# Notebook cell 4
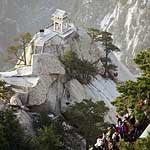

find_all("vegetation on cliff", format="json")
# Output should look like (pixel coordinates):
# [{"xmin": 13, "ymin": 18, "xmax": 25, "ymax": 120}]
[
  {"xmin": 61, "ymin": 50, "xmax": 98, "ymax": 84},
  {"xmin": 111, "ymin": 48, "xmax": 150, "ymax": 149},
  {"xmin": 8, "ymin": 32, "xmax": 32, "ymax": 65},
  {"xmin": 0, "ymin": 110, "xmax": 63, "ymax": 150},
  {"xmin": 118, "ymin": 136, "xmax": 150, "ymax": 150},
  {"xmin": 0, "ymin": 80, "xmax": 14, "ymax": 101},
  {"xmin": 112, "ymin": 48, "xmax": 150, "ymax": 121},
  {"xmin": 63, "ymin": 99, "xmax": 109, "ymax": 149},
  {"xmin": 0, "ymin": 110, "xmax": 32, "ymax": 150},
  {"xmin": 87, "ymin": 28, "xmax": 120, "ymax": 78}
]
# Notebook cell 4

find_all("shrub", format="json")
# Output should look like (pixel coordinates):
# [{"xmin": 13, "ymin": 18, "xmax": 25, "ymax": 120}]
[
  {"xmin": 117, "ymin": 136, "xmax": 150, "ymax": 150},
  {"xmin": 61, "ymin": 51, "xmax": 98, "ymax": 84},
  {"xmin": 0, "ymin": 80, "xmax": 14, "ymax": 101},
  {"xmin": 0, "ymin": 110, "xmax": 32, "ymax": 150},
  {"xmin": 32, "ymin": 113, "xmax": 63, "ymax": 150}
]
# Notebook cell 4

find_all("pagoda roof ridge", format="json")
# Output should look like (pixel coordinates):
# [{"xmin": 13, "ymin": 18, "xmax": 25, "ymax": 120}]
[{"xmin": 52, "ymin": 9, "xmax": 68, "ymax": 18}]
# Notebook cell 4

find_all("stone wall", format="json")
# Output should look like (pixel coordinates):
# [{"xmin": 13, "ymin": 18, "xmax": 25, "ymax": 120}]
[{"xmin": 32, "ymin": 53, "xmax": 65, "ymax": 75}]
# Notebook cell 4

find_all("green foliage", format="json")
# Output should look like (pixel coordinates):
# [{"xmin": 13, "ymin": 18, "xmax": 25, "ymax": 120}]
[
  {"xmin": 0, "ymin": 80, "xmax": 14, "ymax": 101},
  {"xmin": 62, "ymin": 51, "xmax": 98, "ymax": 84},
  {"xmin": 0, "ymin": 110, "xmax": 32, "ymax": 150},
  {"xmin": 32, "ymin": 113, "xmax": 63, "ymax": 150},
  {"xmin": 8, "ymin": 32, "xmax": 32, "ymax": 65},
  {"xmin": 32, "ymin": 113, "xmax": 52, "ymax": 132},
  {"xmin": 134, "ymin": 48, "xmax": 150, "ymax": 75},
  {"xmin": 0, "ymin": 110, "xmax": 63, "ymax": 150},
  {"xmin": 117, "ymin": 136, "xmax": 150, "ymax": 150},
  {"xmin": 112, "ymin": 48, "xmax": 150, "ymax": 121},
  {"xmin": 36, "ymin": 126, "xmax": 63, "ymax": 150},
  {"xmin": 63, "ymin": 99, "xmax": 109, "ymax": 149},
  {"xmin": 87, "ymin": 28, "xmax": 101, "ymax": 44},
  {"xmin": 87, "ymin": 28, "xmax": 120, "ymax": 78}
]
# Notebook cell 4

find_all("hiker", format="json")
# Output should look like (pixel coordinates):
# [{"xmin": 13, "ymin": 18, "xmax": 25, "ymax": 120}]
[
  {"xmin": 134, "ymin": 121, "xmax": 141, "ymax": 138},
  {"xmin": 102, "ymin": 133, "xmax": 109, "ymax": 150},
  {"xmin": 112, "ymin": 132, "xmax": 121, "ymax": 149},
  {"xmin": 129, "ymin": 116, "xmax": 136, "ymax": 125},
  {"xmin": 118, "ymin": 122, "xmax": 124, "ymax": 138},
  {"xmin": 106, "ymin": 126, "xmax": 115, "ymax": 141},
  {"xmin": 122, "ymin": 122, "xmax": 129, "ymax": 141},
  {"xmin": 115, "ymin": 114, "xmax": 122, "ymax": 125},
  {"xmin": 95, "ymin": 136, "xmax": 104, "ymax": 150}
]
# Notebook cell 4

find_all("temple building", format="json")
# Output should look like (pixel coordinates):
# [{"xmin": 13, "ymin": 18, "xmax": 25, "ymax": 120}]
[
  {"xmin": 32, "ymin": 9, "xmax": 76, "ymax": 54},
  {"xmin": 16, "ymin": 9, "xmax": 77, "ymax": 67},
  {"xmin": 51, "ymin": 9, "xmax": 69, "ymax": 33}
]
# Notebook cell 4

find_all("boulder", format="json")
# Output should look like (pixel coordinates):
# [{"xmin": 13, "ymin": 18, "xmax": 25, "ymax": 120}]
[
  {"xmin": 69, "ymin": 79, "xmax": 88, "ymax": 103},
  {"xmin": 64, "ymin": 130, "xmax": 86, "ymax": 150},
  {"xmin": 15, "ymin": 110, "xmax": 34, "ymax": 135},
  {"xmin": 28, "ymin": 75, "xmax": 54, "ymax": 106},
  {"xmin": 10, "ymin": 95, "xmax": 23, "ymax": 106},
  {"xmin": 0, "ymin": 101, "xmax": 8, "ymax": 111}
]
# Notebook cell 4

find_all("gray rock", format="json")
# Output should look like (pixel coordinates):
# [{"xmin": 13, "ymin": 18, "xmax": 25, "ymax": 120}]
[
  {"xmin": 28, "ymin": 75, "xmax": 55, "ymax": 106},
  {"xmin": 10, "ymin": 95, "xmax": 23, "ymax": 106},
  {"xmin": 15, "ymin": 110, "xmax": 34, "ymax": 135},
  {"xmin": 0, "ymin": 101, "xmax": 8, "ymax": 111},
  {"xmin": 32, "ymin": 53, "xmax": 65, "ymax": 75},
  {"xmin": 68, "ymin": 79, "xmax": 88, "ymax": 103}
]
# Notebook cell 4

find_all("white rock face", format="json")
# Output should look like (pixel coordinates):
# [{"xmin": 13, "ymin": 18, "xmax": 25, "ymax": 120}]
[
  {"xmin": 28, "ymin": 75, "xmax": 56, "ymax": 106},
  {"xmin": 1, "ymin": 76, "xmax": 39, "ymax": 88},
  {"xmin": 0, "ymin": 66, "xmax": 32, "ymax": 77},
  {"xmin": 69, "ymin": 79, "xmax": 88, "ymax": 103},
  {"xmin": 85, "ymin": 75, "xmax": 119, "ymax": 123},
  {"xmin": 99, "ymin": 0, "xmax": 150, "ymax": 73},
  {"xmin": 32, "ymin": 54, "xmax": 65, "ymax": 75},
  {"xmin": 46, "ymin": 76, "xmax": 64, "ymax": 113}
]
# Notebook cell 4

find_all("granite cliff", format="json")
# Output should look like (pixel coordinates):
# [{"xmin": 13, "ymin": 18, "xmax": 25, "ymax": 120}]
[{"xmin": 0, "ymin": 10, "xmax": 134, "ymax": 123}]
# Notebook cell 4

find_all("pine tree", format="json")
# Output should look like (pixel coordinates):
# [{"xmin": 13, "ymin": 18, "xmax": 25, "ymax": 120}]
[
  {"xmin": 0, "ymin": 110, "xmax": 32, "ymax": 150},
  {"xmin": 112, "ymin": 48, "xmax": 150, "ymax": 121},
  {"xmin": 87, "ymin": 29, "xmax": 120, "ymax": 78},
  {"xmin": 63, "ymin": 99, "xmax": 109, "ymax": 150},
  {"xmin": 61, "ymin": 51, "xmax": 98, "ymax": 84},
  {"xmin": 8, "ymin": 32, "xmax": 31, "ymax": 65}
]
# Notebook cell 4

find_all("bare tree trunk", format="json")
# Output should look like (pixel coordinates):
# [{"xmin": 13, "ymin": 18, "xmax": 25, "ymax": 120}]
[
  {"xmin": 23, "ymin": 43, "xmax": 27, "ymax": 65},
  {"xmin": 104, "ymin": 41, "xmax": 108, "ymax": 78}
]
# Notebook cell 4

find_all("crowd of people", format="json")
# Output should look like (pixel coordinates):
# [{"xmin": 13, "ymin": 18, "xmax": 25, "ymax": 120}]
[{"xmin": 92, "ymin": 113, "xmax": 143, "ymax": 150}]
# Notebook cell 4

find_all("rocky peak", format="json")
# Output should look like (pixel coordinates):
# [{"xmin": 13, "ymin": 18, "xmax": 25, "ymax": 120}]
[{"xmin": 0, "ymin": 10, "xmax": 135, "ymax": 123}]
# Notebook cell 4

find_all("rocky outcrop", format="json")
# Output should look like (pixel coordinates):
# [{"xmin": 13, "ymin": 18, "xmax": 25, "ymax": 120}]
[
  {"xmin": 10, "ymin": 94, "xmax": 23, "ymax": 106},
  {"xmin": 0, "ymin": 21, "xmax": 135, "ymax": 123},
  {"xmin": 64, "ymin": 131, "xmax": 86, "ymax": 150},
  {"xmin": 61, "ymin": 121, "xmax": 86, "ymax": 150},
  {"xmin": 0, "ymin": 101, "xmax": 8, "ymax": 111},
  {"xmin": 32, "ymin": 54, "xmax": 65, "ymax": 75},
  {"xmin": 101, "ymin": 0, "xmax": 150, "ymax": 73}
]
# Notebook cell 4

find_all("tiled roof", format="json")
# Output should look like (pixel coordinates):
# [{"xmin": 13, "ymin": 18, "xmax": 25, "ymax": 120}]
[{"xmin": 52, "ymin": 9, "xmax": 68, "ymax": 18}]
